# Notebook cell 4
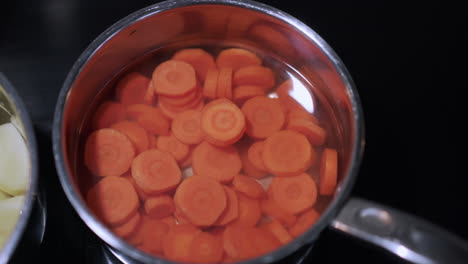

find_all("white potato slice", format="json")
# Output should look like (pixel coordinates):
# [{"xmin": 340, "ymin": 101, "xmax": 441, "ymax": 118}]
[
  {"xmin": 0, "ymin": 123, "xmax": 30, "ymax": 195},
  {"xmin": 0, "ymin": 195, "xmax": 25, "ymax": 249}
]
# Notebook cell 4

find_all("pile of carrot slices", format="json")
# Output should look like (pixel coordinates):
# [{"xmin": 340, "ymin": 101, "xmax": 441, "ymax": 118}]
[{"xmin": 84, "ymin": 47, "xmax": 338, "ymax": 263}]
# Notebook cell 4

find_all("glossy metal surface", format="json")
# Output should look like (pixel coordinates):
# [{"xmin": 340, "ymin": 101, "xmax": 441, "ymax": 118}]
[
  {"xmin": 0, "ymin": 73, "xmax": 40, "ymax": 263},
  {"xmin": 53, "ymin": 0, "xmax": 363, "ymax": 263}
]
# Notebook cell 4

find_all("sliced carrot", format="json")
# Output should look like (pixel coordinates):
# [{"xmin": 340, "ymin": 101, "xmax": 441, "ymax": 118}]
[
  {"xmin": 319, "ymin": 148, "xmax": 338, "ymax": 195},
  {"xmin": 115, "ymin": 72, "xmax": 151, "ymax": 105},
  {"xmin": 276, "ymin": 79, "xmax": 312, "ymax": 113},
  {"xmin": 144, "ymin": 195, "xmax": 175, "ymax": 219},
  {"xmin": 233, "ymin": 85, "xmax": 265, "ymax": 104},
  {"xmin": 201, "ymin": 99, "xmax": 246, "ymax": 146},
  {"xmin": 260, "ymin": 198, "xmax": 297, "ymax": 228},
  {"xmin": 249, "ymin": 227, "xmax": 281, "ymax": 255},
  {"xmin": 131, "ymin": 149, "xmax": 182, "ymax": 195},
  {"xmin": 152, "ymin": 60, "xmax": 197, "ymax": 97},
  {"xmin": 262, "ymin": 219, "xmax": 293, "ymax": 245},
  {"xmin": 148, "ymin": 134, "xmax": 157, "ymax": 149},
  {"xmin": 192, "ymin": 141, "xmax": 242, "ymax": 183},
  {"xmin": 241, "ymin": 96, "xmax": 285, "ymax": 139},
  {"xmin": 174, "ymin": 176, "xmax": 227, "ymax": 226},
  {"xmin": 216, "ymin": 48, "xmax": 262, "ymax": 71},
  {"xmin": 156, "ymin": 134, "xmax": 190, "ymax": 161},
  {"xmin": 288, "ymin": 118, "xmax": 327, "ymax": 146},
  {"xmin": 230, "ymin": 192, "xmax": 261, "ymax": 227},
  {"xmin": 239, "ymin": 144, "xmax": 268, "ymax": 179},
  {"xmin": 217, "ymin": 67, "xmax": 233, "ymax": 99},
  {"xmin": 270, "ymin": 173, "xmax": 317, "ymax": 215},
  {"xmin": 160, "ymin": 215, "xmax": 178, "ymax": 227},
  {"xmin": 111, "ymin": 121, "xmax": 149, "ymax": 153},
  {"xmin": 171, "ymin": 110, "xmax": 203, "ymax": 145},
  {"xmin": 232, "ymin": 174, "xmax": 265, "ymax": 199},
  {"xmin": 92, "ymin": 101, "xmax": 126, "ymax": 129},
  {"xmin": 159, "ymin": 92, "xmax": 205, "ymax": 120},
  {"xmin": 159, "ymin": 87, "xmax": 199, "ymax": 107},
  {"xmin": 215, "ymin": 186, "xmax": 239, "ymax": 226},
  {"xmin": 189, "ymin": 232, "xmax": 224, "ymax": 263},
  {"xmin": 203, "ymin": 68, "xmax": 219, "ymax": 99},
  {"xmin": 125, "ymin": 104, "xmax": 170, "ymax": 136},
  {"xmin": 86, "ymin": 176, "xmax": 139, "ymax": 226},
  {"xmin": 179, "ymin": 147, "xmax": 193, "ymax": 168},
  {"xmin": 174, "ymin": 206, "xmax": 191, "ymax": 225},
  {"xmin": 143, "ymin": 81, "xmax": 155, "ymax": 105},
  {"xmin": 247, "ymin": 141, "xmax": 267, "ymax": 171},
  {"xmin": 233, "ymin": 66, "xmax": 275, "ymax": 91},
  {"xmin": 163, "ymin": 224, "xmax": 201, "ymax": 262},
  {"xmin": 287, "ymin": 108, "xmax": 319, "ymax": 125},
  {"xmin": 85, "ymin": 128, "xmax": 136, "ymax": 177},
  {"xmin": 173, "ymin": 48, "xmax": 216, "ymax": 82},
  {"xmin": 222, "ymin": 225, "xmax": 256, "ymax": 260},
  {"xmin": 112, "ymin": 211, "xmax": 142, "ymax": 239},
  {"xmin": 289, "ymin": 209, "xmax": 320, "ymax": 238},
  {"xmin": 135, "ymin": 218, "xmax": 170, "ymax": 254},
  {"xmin": 262, "ymin": 130, "xmax": 314, "ymax": 176}
]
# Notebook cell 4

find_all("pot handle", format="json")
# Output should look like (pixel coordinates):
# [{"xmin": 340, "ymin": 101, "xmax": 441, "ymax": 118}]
[{"xmin": 330, "ymin": 197, "xmax": 468, "ymax": 264}]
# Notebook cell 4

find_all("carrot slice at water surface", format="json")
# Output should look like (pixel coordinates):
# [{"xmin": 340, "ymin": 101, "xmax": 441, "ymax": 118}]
[
  {"xmin": 241, "ymin": 96, "xmax": 285, "ymax": 139},
  {"xmin": 232, "ymin": 174, "xmax": 265, "ymax": 199},
  {"xmin": 163, "ymin": 224, "xmax": 201, "ymax": 262},
  {"xmin": 87, "ymin": 176, "xmax": 139, "ymax": 226},
  {"xmin": 270, "ymin": 173, "xmax": 317, "ymax": 215},
  {"xmin": 262, "ymin": 130, "xmax": 315, "ymax": 176},
  {"xmin": 172, "ymin": 48, "xmax": 216, "ymax": 82},
  {"xmin": 319, "ymin": 148, "xmax": 338, "ymax": 195},
  {"xmin": 233, "ymin": 66, "xmax": 275, "ymax": 91},
  {"xmin": 156, "ymin": 134, "xmax": 190, "ymax": 161},
  {"xmin": 289, "ymin": 209, "xmax": 320, "ymax": 238},
  {"xmin": 92, "ymin": 101, "xmax": 126, "ymax": 129},
  {"xmin": 216, "ymin": 48, "xmax": 262, "ymax": 71},
  {"xmin": 171, "ymin": 110, "xmax": 203, "ymax": 145},
  {"xmin": 215, "ymin": 186, "xmax": 239, "ymax": 226},
  {"xmin": 189, "ymin": 232, "xmax": 224, "ymax": 263},
  {"xmin": 144, "ymin": 195, "xmax": 175, "ymax": 219},
  {"xmin": 152, "ymin": 60, "xmax": 197, "ymax": 97},
  {"xmin": 230, "ymin": 192, "xmax": 261, "ymax": 227},
  {"xmin": 131, "ymin": 149, "xmax": 182, "ymax": 195},
  {"xmin": 111, "ymin": 121, "xmax": 149, "ymax": 153},
  {"xmin": 174, "ymin": 176, "xmax": 227, "ymax": 226},
  {"xmin": 201, "ymin": 99, "xmax": 246, "ymax": 146},
  {"xmin": 115, "ymin": 72, "xmax": 151, "ymax": 105},
  {"xmin": 84, "ymin": 128, "xmax": 135, "ymax": 177},
  {"xmin": 192, "ymin": 141, "xmax": 242, "ymax": 183}
]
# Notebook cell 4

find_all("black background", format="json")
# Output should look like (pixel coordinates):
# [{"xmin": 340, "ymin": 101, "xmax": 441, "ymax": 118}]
[{"xmin": 0, "ymin": 0, "xmax": 463, "ymax": 263}]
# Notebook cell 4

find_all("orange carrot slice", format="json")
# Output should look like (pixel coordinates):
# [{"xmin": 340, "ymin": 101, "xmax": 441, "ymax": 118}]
[
  {"xmin": 247, "ymin": 141, "xmax": 267, "ymax": 171},
  {"xmin": 232, "ymin": 174, "xmax": 265, "ymax": 199},
  {"xmin": 174, "ymin": 206, "xmax": 191, "ymax": 225},
  {"xmin": 233, "ymin": 66, "xmax": 275, "ymax": 91},
  {"xmin": 174, "ymin": 176, "xmax": 227, "ymax": 226},
  {"xmin": 163, "ymin": 224, "xmax": 202, "ymax": 262},
  {"xmin": 203, "ymin": 68, "xmax": 219, "ymax": 99},
  {"xmin": 131, "ymin": 149, "xmax": 182, "ymax": 195},
  {"xmin": 92, "ymin": 101, "xmax": 126, "ymax": 129},
  {"xmin": 84, "ymin": 128, "xmax": 135, "ymax": 177},
  {"xmin": 288, "ymin": 209, "xmax": 320, "ymax": 238},
  {"xmin": 230, "ymin": 192, "xmax": 261, "ymax": 227},
  {"xmin": 87, "ymin": 176, "xmax": 139, "ymax": 226},
  {"xmin": 262, "ymin": 219, "xmax": 293, "ymax": 245},
  {"xmin": 216, "ymin": 48, "xmax": 262, "ymax": 71},
  {"xmin": 319, "ymin": 148, "xmax": 338, "ymax": 195},
  {"xmin": 171, "ymin": 110, "xmax": 203, "ymax": 145},
  {"xmin": 270, "ymin": 173, "xmax": 317, "ymax": 215},
  {"xmin": 160, "ymin": 215, "xmax": 178, "ymax": 227},
  {"xmin": 223, "ymin": 225, "xmax": 256, "ymax": 260},
  {"xmin": 152, "ymin": 60, "xmax": 197, "ymax": 97},
  {"xmin": 143, "ymin": 81, "xmax": 155, "ymax": 105},
  {"xmin": 201, "ymin": 99, "xmax": 246, "ymax": 146},
  {"xmin": 262, "ymin": 130, "xmax": 314, "ymax": 176},
  {"xmin": 217, "ymin": 67, "xmax": 233, "ymax": 99},
  {"xmin": 111, "ymin": 121, "xmax": 149, "ymax": 153},
  {"xmin": 249, "ymin": 227, "xmax": 281, "ymax": 255},
  {"xmin": 156, "ymin": 134, "xmax": 190, "ymax": 161},
  {"xmin": 241, "ymin": 96, "xmax": 285, "ymax": 139},
  {"xmin": 288, "ymin": 118, "xmax": 327, "ymax": 146},
  {"xmin": 233, "ymin": 85, "xmax": 265, "ymax": 104},
  {"xmin": 189, "ymin": 232, "xmax": 224, "ymax": 263},
  {"xmin": 287, "ymin": 108, "xmax": 319, "ymax": 125},
  {"xmin": 215, "ymin": 186, "xmax": 239, "ymax": 226},
  {"xmin": 144, "ymin": 195, "xmax": 175, "ymax": 219},
  {"xmin": 159, "ymin": 87, "xmax": 199, "ymax": 107},
  {"xmin": 138, "ymin": 218, "xmax": 170, "ymax": 254},
  {"xmin": 148, "ymin": 134, "xmax": 157, "ymax": 149},
  {"xmin": 112, "ymin": 211, "xmax": 142, "ymax": 239},
  {"xmin": 179, "ymin": 147, "xmax": 193, "ymax": 168},
  {"xmin": 172, "ymin": 48, "xmax": 216, "ymax": 82},
  {"xmin": 192, "ymin": 141, "xmax": 242, "ymax": 183},
  {"xmin": 260, "ymin": 198, "xmax": 297, "ymax": 228},
  {"xmin": 115, "ymin": 72, "xmax": 151, "ymax": 105},
  {"xmin": 159, "ymin": 92, "xmax": 205, "ymax": 120},
  {"xmin": 239, "ymin": 143, "xmax": 268, "ymax": 179},
  {"xmin": 126, "ymin": 104, "xmax": 170, "ymax": 136}
]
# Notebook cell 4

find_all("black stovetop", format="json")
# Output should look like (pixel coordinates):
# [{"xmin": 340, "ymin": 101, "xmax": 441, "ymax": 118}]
[{"xmin": 0, "ymin": 0, "xmax": 463, "ymax": 263}]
